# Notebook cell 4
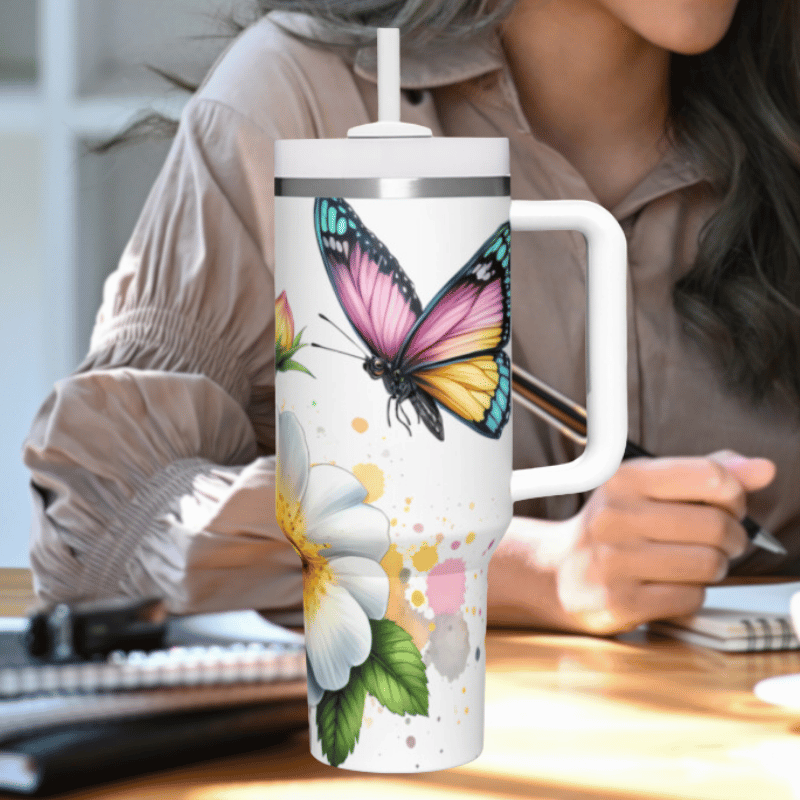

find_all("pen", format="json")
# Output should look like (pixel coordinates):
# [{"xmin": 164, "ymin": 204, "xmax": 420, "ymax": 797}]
[{"xmin": 510, "ymin": 362, "xmax": 787, "ymax": 556}]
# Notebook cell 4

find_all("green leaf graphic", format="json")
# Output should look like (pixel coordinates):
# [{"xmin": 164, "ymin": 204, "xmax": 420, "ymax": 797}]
[
  {"xmin": 292, "ymin": 328, "xmax": 307, "ymax": 348},
  {"xmin": 283, "ymin": 360, "xmax": 315, "ymax": 377},
  {"xmin": 359, "ymin": 619, "xmax": 429, "ymax": 717},
  {"xmin": 316, "ymin": 671, "xmax": 367, "ymax": 767},
  {"xmin": 277, "ymin": 341, "xmax": 307, "ymax": 362},
  {"xmin": 284, "ymin": 341, "xmax": 308, "ymax": 360}
]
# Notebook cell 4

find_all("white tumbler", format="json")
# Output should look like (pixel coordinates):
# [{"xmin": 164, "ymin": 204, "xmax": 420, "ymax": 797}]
[{"xmin": 273, "ymin": 29, "xmax": 627, "ymax": 772}]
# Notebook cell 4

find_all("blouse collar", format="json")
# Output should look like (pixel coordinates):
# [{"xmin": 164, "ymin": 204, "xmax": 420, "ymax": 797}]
[
  {"xmin": 268, "ymin": 10, "xmax": 505, "ymax": 89},
  {"xmin": 353, "ymin": 34, "xmax": 505, "ymax": 89}
]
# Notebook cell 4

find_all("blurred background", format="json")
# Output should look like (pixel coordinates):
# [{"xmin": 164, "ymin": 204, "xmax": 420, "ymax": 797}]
[{"xmin": 0, "ymin": 0, "xmax": 249, "ymax": 567}]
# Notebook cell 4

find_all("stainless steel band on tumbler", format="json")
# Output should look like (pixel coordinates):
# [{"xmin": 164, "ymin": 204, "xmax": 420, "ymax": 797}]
[{"xmin": 274, "ymin": 176, "xmax": 511, "ymax": 199}]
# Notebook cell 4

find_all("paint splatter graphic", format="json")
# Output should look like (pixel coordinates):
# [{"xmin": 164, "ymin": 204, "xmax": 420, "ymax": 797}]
[
  {"xmin": 427, "ymin": 558, "xmax": 466, "ymax": 615},
  {"xmin": 381, "ymin": 544, "xmax": 430, "ymax": 651},
  {"xmin": 352, "ymin": 417, "xmax": 369, "ymax": 433},
  {"xmin": 425, "ymin": 614, "xmax": 470, "ymax": 680},
  {"xmin": 351, "ymin": 463, "xmax": 385, "ymax": 502},
  {"xmin": 411, "ymin": 542, "xmax": 439, "ymax": 572}
]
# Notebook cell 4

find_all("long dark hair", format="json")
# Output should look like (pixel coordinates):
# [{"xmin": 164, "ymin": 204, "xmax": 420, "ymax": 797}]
[
  {"xmin": 104, "ymin": 0, "xmax": 800, "ymax": 408},
  {"xmin": 252, "ymin": 0, "xmax": 514, "ymax": 44},
  {"xmin": 670, "ymin": 0, "xmax": 800, "ymax": 408}
]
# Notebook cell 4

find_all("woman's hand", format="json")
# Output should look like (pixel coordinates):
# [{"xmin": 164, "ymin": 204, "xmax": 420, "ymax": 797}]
[
  {"xmin": 487, "ymin": 450, "xmax": 776, "ymax": 636},
  {"xmin": 550, "ymin": 450, "xmax": 776, "ymax": 634}
]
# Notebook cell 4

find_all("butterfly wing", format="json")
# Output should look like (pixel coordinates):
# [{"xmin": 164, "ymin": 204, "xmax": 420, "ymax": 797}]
[
  {"xmin": 412, "ymin": 353, "xmax": 511, "ymax": 439},
  {"xmin": 314, "ymin": 198, "xmax": 422, "ymax": 361},
  {"xmin": 400, "ymin": 223, "xmax": 513, "ymax": 439}
]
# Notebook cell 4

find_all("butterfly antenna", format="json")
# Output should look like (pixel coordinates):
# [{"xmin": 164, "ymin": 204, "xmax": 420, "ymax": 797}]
[
  {"xmin": 318, "ymin": 314, "xmax": 369, "ymax": 357},
  {"xmin": 311, "ymin": 343, "xmax": 363, "ymax": 361}
]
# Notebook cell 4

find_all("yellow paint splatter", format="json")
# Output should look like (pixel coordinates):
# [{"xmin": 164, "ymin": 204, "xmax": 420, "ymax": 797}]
[
  {"xmin": 429, "ymin": 622, "xmax": 436, "ymax": 632},
  {"xmin": 469, "ymin": 502, "xmax": 475, "ymax": 510},
  {"xmin": 405, "ymin": 497, "xmax": 412, "ymax": 505},
  {"xmin": 462, "ymin": 687, "xmax": 466, "ymax": 694},
  {"xmin": 411, "ymin": 590, "xmax": 425, "ymax": 607},
  {"xmin": 352, "ymin": 463, "xmax": 385, "ymax": 503},
  {"xmin": 364, "ymin": 717, "xmax": 373, "ymax": 728},
  {"xmin": 466, "ymin": 532, "xmax": 476, "ymax": 544},
  {"xmin": 382, "ymin": 541, "xmax": 431, "ymax": 652},
  {"xmin": 351, "ymin": 417, "xmax": 369, "ymax": 433},
  {"xmin": 404, "ymin": 507, "xmax": 410, "ymax": 513},
  {"xmin": 465, "ymin": 707, "xmax": 469, "ymax": 714},
  {"xmin": 381, "ymin": 543, "xmax": 404, "ymax": 578},
  {"xmin": 411, "ymin": 542, "xmax": 439, "ymax": 572},
  {"xmin": 391, "ymin": 518, "xmax": 398, "ymax": 527}
]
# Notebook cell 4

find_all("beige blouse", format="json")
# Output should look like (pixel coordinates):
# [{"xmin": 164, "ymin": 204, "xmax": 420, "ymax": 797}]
[{"xmin": 23, "ymin": 14, "xmax": 800, "ymax": 614}]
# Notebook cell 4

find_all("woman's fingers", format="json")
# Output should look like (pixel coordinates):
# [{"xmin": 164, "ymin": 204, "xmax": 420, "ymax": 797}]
[
  {"xmin": 607, "ymin": 452, "xmax": 776, "ymax": 520},
  {"xmin": 708, "ymin": 450, "xmax": 776, "ymax": 491},
  {"xmin": 600, "ymin": 540, "xmax": 729, "ymax": 584},
  {"xmin": 587, "ymin": 496, "xmax": 747, "ymax": 557},
  {"xmin": 627, "ymin": 582, "xmax": 707, "ymax": 623},
  {"xmin": 559, "ymin": 568, "xmax": 707, "ymax": 634}
]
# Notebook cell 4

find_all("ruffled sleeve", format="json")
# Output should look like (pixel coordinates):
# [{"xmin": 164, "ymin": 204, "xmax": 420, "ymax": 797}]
[{"xmin": 23, "ymin": 90, "xmax": 308, "ymax": 614}]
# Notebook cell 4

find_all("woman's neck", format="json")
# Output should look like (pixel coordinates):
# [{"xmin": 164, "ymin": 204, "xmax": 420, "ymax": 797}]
[{"xmin": 500, "ymin": 0, "xmax": 671, "ymax": 209}]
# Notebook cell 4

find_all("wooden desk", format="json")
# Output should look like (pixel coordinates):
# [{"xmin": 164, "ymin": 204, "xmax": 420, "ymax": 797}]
[{"xmin": 3, "ymin": 569, "xmax": 800, "ymax": 800}]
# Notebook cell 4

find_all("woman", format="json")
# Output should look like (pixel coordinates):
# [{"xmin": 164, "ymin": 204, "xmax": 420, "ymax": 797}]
[{"xmin": 24, "ymin": 0, "xmax": 800, "ymax": 634}]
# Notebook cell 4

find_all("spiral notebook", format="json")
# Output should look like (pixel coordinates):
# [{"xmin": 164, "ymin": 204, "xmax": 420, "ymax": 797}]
[
  {"xmin": 648, "ymin": 581, "xmax": 800, "ymax": 652},
  {"xmin": 0, "ymin": 611, "xmax": 308, "ymax": 794},
  {"xmin": 0, "ymin": 611, "xmax": 307, "ymax": 737}
]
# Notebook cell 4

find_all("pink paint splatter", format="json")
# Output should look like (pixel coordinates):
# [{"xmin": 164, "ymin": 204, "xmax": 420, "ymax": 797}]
[
  {"xmin": 451, "ymin": 541, "xmax": 461, "ymax": 550},
  {"xmin": 413, "ymin": 523, "xmax": 424, "ymax": 533},
  {"xmin": 427, "ymin": 558, "xmax": 466, "ymax": 615}
]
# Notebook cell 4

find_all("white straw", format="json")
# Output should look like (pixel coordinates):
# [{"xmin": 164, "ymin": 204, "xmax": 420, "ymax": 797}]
[{"xmin": 377, "ymin": 28, "xmax": 400, "ymax": 123}]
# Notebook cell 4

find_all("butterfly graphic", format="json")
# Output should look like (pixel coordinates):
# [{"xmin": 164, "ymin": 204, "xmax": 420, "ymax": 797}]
[{"xmin": 314, "ymin": 197, "xmax": 512, "ymax": 441}]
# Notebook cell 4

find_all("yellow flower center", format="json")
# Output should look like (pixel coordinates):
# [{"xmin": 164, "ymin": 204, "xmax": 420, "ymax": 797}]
[{"xmin": 276, "ymin": 489, "xmax": 334, "ymax": 622}]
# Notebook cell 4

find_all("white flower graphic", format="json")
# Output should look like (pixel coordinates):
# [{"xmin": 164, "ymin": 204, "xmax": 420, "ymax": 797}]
[
  {"xmin": 405, "ymin": 576, "xmax": 434, "ymax": 620},
  {"xmin": 276, "ymin": 410, "xmax": 390, "ymax": 705}
]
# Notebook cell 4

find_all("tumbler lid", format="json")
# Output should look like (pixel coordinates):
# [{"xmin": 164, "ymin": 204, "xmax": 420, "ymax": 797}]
[{"xmin": 274, "ymin": 28, "xmax": 508, "ymax": 181}]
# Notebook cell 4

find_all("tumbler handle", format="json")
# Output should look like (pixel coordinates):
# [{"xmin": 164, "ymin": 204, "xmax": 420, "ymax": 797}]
[{"xmin": 509, "ymin": 200, "xmax": 627, "ymax": 501}]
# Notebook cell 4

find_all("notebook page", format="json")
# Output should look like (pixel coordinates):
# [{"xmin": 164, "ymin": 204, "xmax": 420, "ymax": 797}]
[{"xmin": 703, "ymin": 581, "xmax": 800, "ymax": 615}]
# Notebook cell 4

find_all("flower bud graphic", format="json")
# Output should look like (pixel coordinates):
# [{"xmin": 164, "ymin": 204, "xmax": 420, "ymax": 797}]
[{"xmin": 275, "ymin": 290, "xmax": 313, "ymax": 376}]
